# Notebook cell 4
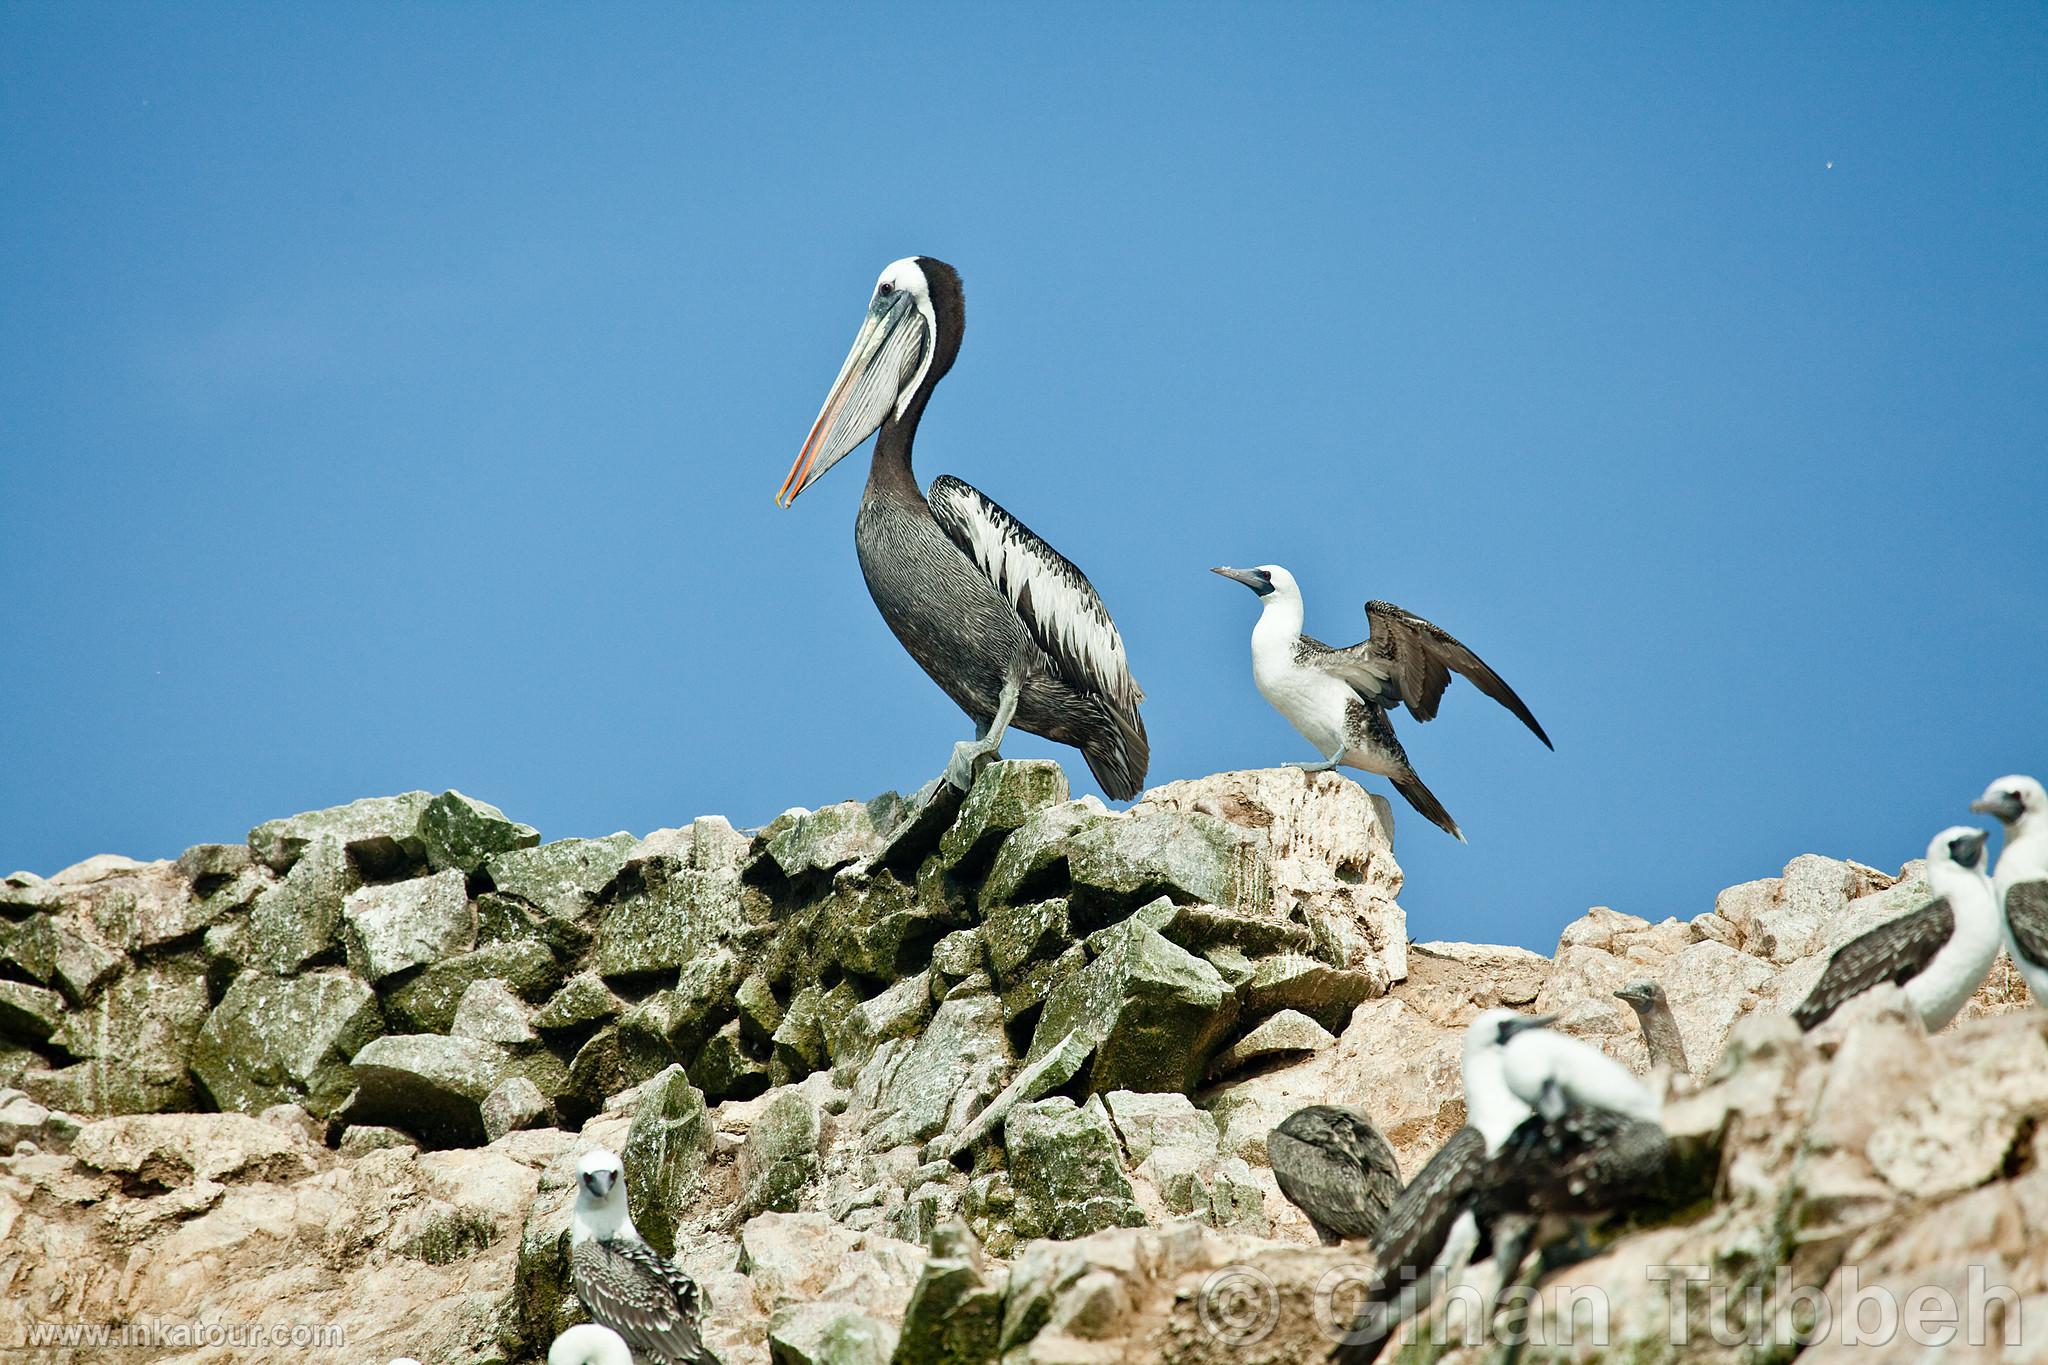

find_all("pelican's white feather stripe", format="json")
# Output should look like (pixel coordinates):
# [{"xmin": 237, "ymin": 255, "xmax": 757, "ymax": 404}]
[
  {"xmin": 877, "ymin": 258, "xmax": 939, "ymax": 420},
  {"xmin": 928, "ymin": 476, "xmax": 1140, "ymax": 707}
]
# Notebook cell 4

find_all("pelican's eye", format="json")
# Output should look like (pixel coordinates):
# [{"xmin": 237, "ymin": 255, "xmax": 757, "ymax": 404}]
[{"xmin": 878, "ymin": 282, "xmax": 896, "ymax": 297}]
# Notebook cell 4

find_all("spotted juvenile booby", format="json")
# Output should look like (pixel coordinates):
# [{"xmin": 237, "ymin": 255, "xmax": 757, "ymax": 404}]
[
  {"xmin": 1791, "ymin": 826, "xmax": 1998, "ymax": 1032},
  {"xmin": 1331, "ymin": 1009, "xmax": 1541, "ymax": 1364},
  {"xmin": 1614, "ymin": 979, "xmax": 1691, "ymax": 1077},
  {"xmin": 1973, "ymin": 775, "xmax": 2048, "ymax": 1009},
  {"xmin": 1211, "ymin": 565, "xmax": 1549, "ymax": 840},
  {"xmin": 570, "ymin": 1148, "xmax": 719, "ymax": 1365},
  {"xmin": 549, "ymin": 1324, "xmax": 635, "ymax": 1365},
  {"xmin": 778, "ymin": 258, "xmax": 1148, "ymax": 798},
  {"xmin": 1268, "ymin": 1105, "xmax": 1403, "ymax": 1245}
]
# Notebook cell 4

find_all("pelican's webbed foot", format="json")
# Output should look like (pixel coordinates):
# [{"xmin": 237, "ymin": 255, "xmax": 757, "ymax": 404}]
[{"xmin": 943, "ymin": 737, "xmax": 1002, "ymax": 793}]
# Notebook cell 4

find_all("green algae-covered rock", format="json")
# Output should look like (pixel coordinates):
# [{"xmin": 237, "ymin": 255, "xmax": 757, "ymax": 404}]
[
  {"xmin": 450, "ymin": 978, "xmax": 535, "ymax": 1044},
  {"xmin": 0, "ymin": 979, "xmax": 67, "ymax": 1045},
  {"xmin": 742, "ymin": 1087, "xmax": 822, "ymax": 1216},
  {"xmin": 691, "ymin": 1018, "xmax": 769, "ymax": 1102},
  {"xmin": 565, "ymin": 1024, "xmax": 637, "ymax": 1119},
  {"xmin": 1061, "ymin": 809, "xmax": 1264, "ymax": 921},
  {"xmin": 621, "ymin": 1064, "xmax": 713, "ymax": 1257},
  {"xmin": 892, "ymin": 1218, "xmax": 1004, "ymax": 1365},
  {"xmin": 340, "ymin": 870, "xmax": 474, "ymax": 983},
  {"xmin": 615, "ymin": 949, "xmax": 746, "ymax": 1079},
  {"xmin": 770, "ymin": 984, "xmax": 829, "ymax": 1084},
  {"xmin": 937, "ymin": 761, "xmax": 1070, "ymax": 878},
  {"xmin": 591, "ymin": 863, "xmax": 748, "ymax": 980},
  {"xmin": 480, "ymin": 1074, "xmax": 552, "ymax": 1141},
  {"xmin": 1003, "ymin": 1095, "xmax": 1144, "ymax": 1240},
  {"xmin": 486, "ymin": 833, "xmax": 636, "ymax": 922},
  {"xmin": 846, "ymin": 973, "xmax": 935, "ymax": 1065},
  {"xmin": 981, "ymin": 899, "xmax": 1071, "ymax": 985},
  {"xmin": 384, "ymin": 939, "xmax": 561, "ymax": 1034},
  {"xmin": 346, "ymin": 1033, "xmax": 510, "ymax": 1147},
  {"xmin": 978, "ymin": 802, "xmax": 1108, "ymax": 910},
  {"xmin": 420, "ymin": 790, "xmax": 540, "ymax": 873},
  {"xmin": 767, "ymin": 800, "xmax": 882, "ymax": 881},
  {"xmin": 191, "ymin": 969, "xmax": 382, "ymax": 1117},
  {"xmin": 824, "ymin": 874, "xmax": 948, "ymax": 982},
  {"xmin": 533, "ymin": 972, "xmax": 621, "ymax": 1035},
  {"xmin": 247, "ymin": 835, "xmax": 358, "ymax": 975},
  {"xmin": 1026, "ymin": 917, "xmax": 1236, "ymax": 1096},
  {"xmin": 861, "ymin": 993, "xmax": 1012, "ymax": 1151},
  {"xmin": 771, "ymin": 1305, "xmax": 898, "ymax": 1365},
  {"xmin": 930, "ymin": 928, "xmax": 985, "ymax": 984},
  {"xmin": 1, "ymin": 913, "xmax": 57, "ymax": 985},
  {"xmin": 737, "ymin": 972, "xmax": 784, "ymax": 1045},
  {"xmin": 248, "ymin": 791, "xmax": 432, "ymax": 876},
  {"xmin": 1242, "ymin": 952, "xmax": 1381, "ymax": 1030},
  {"xmin": 37, "ymin": 957, "xmax": 211, "ymax": 1114}
]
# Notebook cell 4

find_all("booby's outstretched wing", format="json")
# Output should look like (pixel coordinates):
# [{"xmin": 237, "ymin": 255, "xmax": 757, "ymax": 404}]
[
  {"xmin": 2004, "ymin": 881, "xmax": 2048, "ymax": 969},
  {"xmin": 927, "ymin": 475, "xmax": 1144, "ymax": 710},
  {"xmin": 1792, "ymin": 898, "xmax": 1954, "ymax": 1031},
  {"xmin": 572, "ymin": 1238, "xmax": 717, "ymax": 1365},
  {"xmin": 1307, "ymin": 602, "xmax": 1550, "ymax": 748}
]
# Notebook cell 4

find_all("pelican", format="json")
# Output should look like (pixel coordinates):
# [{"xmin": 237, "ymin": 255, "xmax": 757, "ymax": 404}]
[
  {"xmin": 778, "ymin": 258, "xmax": 1148, "ymax": 798},
  {"xmin": 1211, "ymin": 565, "xmax": 1550, "ymax": 839}
]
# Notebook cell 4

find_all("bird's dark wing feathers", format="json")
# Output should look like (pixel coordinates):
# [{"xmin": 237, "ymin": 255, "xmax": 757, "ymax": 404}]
[
  {"xmin": 573, "ymin": 1238, "xmax": 716, "ymax": 1365},
  {"xmin": 1369, "ymin": 1125, "xmax": 1486, "ymax": 1281},
  {"xmin": 927, "ymin": 476, "xmax": 1142, "ymax": 708},
  {"xmin": 1793, "ymin": 898, "xmax": 1954, "ymax": 1030},
  {"xmin": 1320, "ymin": 601, "xmax": 1551, "ymax": 748},
  {"xmin": 2006, "ymin": 882, "xmax": 2048, "ymax": 968}
]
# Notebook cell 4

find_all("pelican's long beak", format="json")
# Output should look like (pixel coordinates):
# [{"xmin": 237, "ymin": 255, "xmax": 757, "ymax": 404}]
[{"xmin": 778, "ymin": 289, "xmax": 922, "ymax": 507}]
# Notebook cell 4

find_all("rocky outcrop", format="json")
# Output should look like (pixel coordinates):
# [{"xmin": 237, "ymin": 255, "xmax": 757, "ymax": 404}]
[{"xmin": 0, "ymin": 769, "xmax": 2039, "ymax": 1361}]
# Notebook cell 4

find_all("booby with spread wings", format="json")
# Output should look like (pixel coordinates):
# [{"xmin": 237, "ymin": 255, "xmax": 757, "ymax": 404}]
[
  {"xmin": 1791, "ymin": 826, "xmax": 1998, "ymax": 1032},
  {"xmin": 1212, "ymin": 565, "xmax": 1550, "ymax": 839},
  {"xmin": 1973, "ymin": 775, "xmax": 2048, "ymax": 1009},
  {"xmin": 778, "ymin": 258, "xmax": 1148, "ymax": 799}
]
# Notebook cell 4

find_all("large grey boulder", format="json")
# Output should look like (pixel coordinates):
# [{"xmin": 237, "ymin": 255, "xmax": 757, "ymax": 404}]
[
  {"xmin": 621, "ymin": 1065, "xmax": 714, "ymax": 1256},
  {"xmin": 419, "ymin": 790, "xmax": 540, "ymax": 873},
  {"xmin": 246, "ymin": 835, "xmax": 358, "ymax": 975},
  {"xmin": 979, "ymin": 802, "xmax": 1109, "ymax": 910},
  {"xmin": 486, "ymin": 834, "xmax": 637, "ymax": 923},
  {"xmin": 340, "ymin": 871, "xmax": 474, "ymax": 983},
  {"xmin": 346, "ymin": 1034, "xmax": 511, "ymax": 1147},
  {"xmin": 592, "ymin": 857, "xmax": 748, "ymax": 980},
  {"xmin": 859, "ymin": 994, "xmax": 1013, "ymax": 1151},
  {"xmin": 742, "ymin": 1087, "xmax": 824, "ymax": 1216},
  {"xmin": 34, "ymin": 957, "xmax": 211, "ymax": 1114},
  {"xmin": 1026, "ymin": 915, "xmax": 1236, "ymax": 1096},
  {"xmin": 1003, "ymin": 1096, "xmax": 1145, "ymax": 1240},
  {"xmin": 0, "ymin": 979, "xmax": 66, "ymax": 1045},
  {"xmin": 480, "ymin": 1076, "xmax": 553, "ymax": 1142},
  {"xmin": 248, "ymin": 791, "xmax": 432, "ymax": 875},
  {"xmin": 764, "ymin": 801, "xmax": 885, "ymax": 882},
  {"xmin": 890, "ymin": 1218, "xmax": 1005, "ymax": 1365},
  {"xmin": 533, "ymin": 973, "xmax": 621, "ymax": 1035},
  {"xmin": 1061, "ymin": 810, "xmax": 1260, "ymax": 923},
  {"xmin": 937, "ymin": 762, "xmax": 1070, "ymax": 877},
  {"xmin": 192, "ymin": 969, "xmax": 382, "ymax": 1117},
  {"xmin": 383, "ymin": 940, "xmax": 561, "ymax": 1034}
]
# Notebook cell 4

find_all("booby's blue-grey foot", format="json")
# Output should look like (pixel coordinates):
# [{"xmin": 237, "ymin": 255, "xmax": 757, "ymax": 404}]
[{"xmin": 1287, "ymin": 757, "xmax": 1341, "ymax": 773}]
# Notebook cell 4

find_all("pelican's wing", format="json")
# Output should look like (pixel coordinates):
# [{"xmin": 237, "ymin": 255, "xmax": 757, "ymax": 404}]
[
  {"xmin": 1314, "ymin": 601, "xmax": 1550, "ymax": 747},
  {"xmin": 573, "ymin": 1238, "xmax": 717, "ymax": 1365},
  {"xmin": 1792, "ymin": 898, "xmax": 1953, "ymax": 1030},
  {"xmin": 2004, "ymin": 881, "xmax": 2048, "ymax": 969},
  {"xmin": 928, "ymin": 475, "xmax": 1142, "ymax": 707}
]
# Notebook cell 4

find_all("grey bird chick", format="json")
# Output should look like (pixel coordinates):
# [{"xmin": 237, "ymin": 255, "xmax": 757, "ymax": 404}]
[
  {"xmin": 1267, "ymin": 1105, "xmax": 1402, "ymax": 1245},
  {"xmin": 1614, "ymin": 979, "xmax": 1690, "ymax": 1076}
]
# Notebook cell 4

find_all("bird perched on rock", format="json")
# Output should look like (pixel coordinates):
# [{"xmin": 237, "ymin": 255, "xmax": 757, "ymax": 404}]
[
  {"xmin": 549, "ymin": 1324, "xmax": 635, "ymax": 1365},
  {"xmin": 1973, "ymin": 774, "xmax": 2048, "ymax": 1009},
  {"xmin": 1211, "ymin": 565, "xmax": 1549, "ymax": 840},
  {"xmin": 1791, "ymin": 827, "xmax": 1999, "ymax": 1032},
  {"xmin": 570, "ymin": 1148, "xmax": 720, "ymax": 1365},
  {"xmin": 1614, "ymin": 979, "xmax": 1690, "ymax": 1077},
  {"xmin": 1268, "ymin": 1105, "xmax": 1403, "ymax": 1245}
]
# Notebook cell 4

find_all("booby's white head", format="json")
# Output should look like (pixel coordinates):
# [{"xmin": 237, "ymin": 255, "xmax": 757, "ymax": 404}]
[
  {"xmin": 548, "ymin": 1324, "xmax": 634, "ymax": 1365},
  {"xmin": 1500, "ymin": 1020, "xmax": 1661, "ymax": 1125},
  {"xmin": 571, "ymin": 1147, "xmax": 636, "ymax": 1244},
  {"xmin": 1924, "ymin": 825, "xmax": 1993, "ymax": 911},
  {"xmin": 1971, "ymin": 776, "xmax": 2046, "ymax": 836},
  {"xmin": 1462, "ymin": 1008, "xmax": 1546, "ymax": 1148},
  {"xmin": 779, "ymin": 256, "xmax": 962, "ymax": 506}
]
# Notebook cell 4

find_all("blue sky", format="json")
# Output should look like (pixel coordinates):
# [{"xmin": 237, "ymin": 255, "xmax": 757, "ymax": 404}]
[{"xmin": 3, "ymin": 5, "xmax": 2043, "ymax": 951}]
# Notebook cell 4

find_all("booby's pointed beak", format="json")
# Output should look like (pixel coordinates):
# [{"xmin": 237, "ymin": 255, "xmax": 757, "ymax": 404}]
[
  {"xmin": 778, "ymin": 289, "xmax": 923, "ymax": 507},
  {"xmin": 1211, "ymin": 566, "xmax": 1274, "ymax": 596},
  {"xmin": 1952, "ymin": 828, "xmax": 1989, "ymax": 867},
  {"xmin": 1970, "ymin": 791, "xmax": 2024, "ymax": 824}
]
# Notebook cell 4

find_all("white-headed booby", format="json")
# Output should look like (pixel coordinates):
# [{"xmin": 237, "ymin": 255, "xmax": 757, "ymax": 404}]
[
  {"xmin": 1973, "ymin": 774, "xmax": 2048, "ymax": 1009},
  {"xmin": 1792, "ymin": 826, "xmax": 1998, "ymax": 1032},
  {"xmin": 778, "ymin": 258, "xmax": 1148, "ymax": 799},
  {"xmin": 570, "ymin": 1148, "xmax": 719, "ymax": 1365},
  {"xmin": 549, "ymin": 1324, "xmax": 635, "ymax": 1365},
  {"xmin": 1614, "ymin": 979, "xmax": 1691, "ymax": 1077},
  {"xmin": 1211, "ymin": 565, "xmax": 1549, "ymax": 840},
  {"xmin": 1267, "ymin": 1105, "xmax": 1403, "ymax": 1245}
]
